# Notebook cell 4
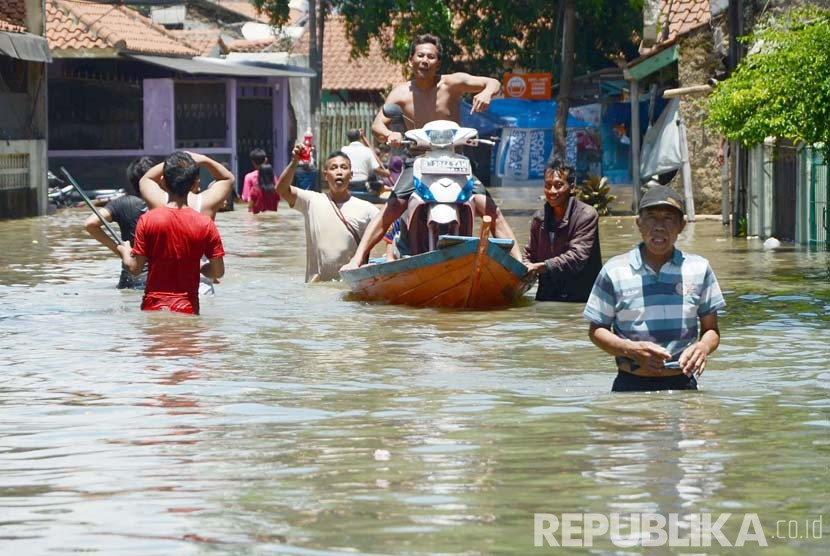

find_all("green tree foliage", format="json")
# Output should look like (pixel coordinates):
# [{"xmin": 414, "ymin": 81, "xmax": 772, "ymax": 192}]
[
  {"xmin": 253, "ymin": 0, "xmax": 642, "ymax": 77},
  {"xmin": 707, "ymin": 6, "xmax": 830, "ymax": 150}
]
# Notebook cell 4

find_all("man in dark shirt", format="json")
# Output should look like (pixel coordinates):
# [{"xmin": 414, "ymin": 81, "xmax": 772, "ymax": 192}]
[
  {"xmin": 83, "ymin": 157, "xmax": 155, "ymax": 289},
  {"xmin": 524, "ymin": 159, "xmax": 602, "ymax": 302}
]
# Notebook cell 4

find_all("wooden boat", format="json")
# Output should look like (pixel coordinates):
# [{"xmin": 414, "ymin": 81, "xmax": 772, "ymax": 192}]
[{"xmin": 341, "ymin": 217, "xmax": 535, "ymax": 308}]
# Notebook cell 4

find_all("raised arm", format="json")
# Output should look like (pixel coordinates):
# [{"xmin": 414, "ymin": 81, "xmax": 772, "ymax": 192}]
[
  {"xmin": 138, "ymin": 162, "xmax": 168, "ymax": 209},
  {"xmin": 186, "ymin": 152, "xmax": 234, "ymax": 219},
  {"xmin": 371, "ymin": 84, "xmax": 409, "ymax": 147},
  {"xmin": 445, "ymin": 72, "xmax": 501, "ymax": 113},
  {"xmin": 84, "ymin": 209, "xmax": 119, "ymax": 256},
  {"xmin": 276, "ymin": 145, "xmax": 303, "ymax": 207}
]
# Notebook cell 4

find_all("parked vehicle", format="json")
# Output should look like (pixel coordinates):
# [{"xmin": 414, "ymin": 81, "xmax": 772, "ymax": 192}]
[{"xmin": 47, "ymin": 171, "xmax": 75, "ymax": 211}]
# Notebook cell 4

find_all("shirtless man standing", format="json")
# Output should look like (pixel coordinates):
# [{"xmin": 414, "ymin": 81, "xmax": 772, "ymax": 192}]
[{"xmin": 342, "ymin": 34, "xmax": 522, "ymax": 270}]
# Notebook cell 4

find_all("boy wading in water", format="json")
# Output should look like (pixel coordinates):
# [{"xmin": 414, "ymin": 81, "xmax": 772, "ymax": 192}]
[
  {"xmin": 583, "ymin": 185, "xmax": 726, "ymax": 392},
  {"xmin": 117, "ymin": 152, "xmax": 225, "ymax": 315}
]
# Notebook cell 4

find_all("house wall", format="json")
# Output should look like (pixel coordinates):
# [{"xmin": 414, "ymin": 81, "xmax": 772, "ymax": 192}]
[
  {"xmin": 676, "ymin": 22, "xmax": 729, "ymax": 215},
  {"xmin": 0, "ymin": 41, "xmax": 48, "ymax": 218},
  {"xmin": 0, "ymin": 139, "xmax": 48, "ymax": 219}
]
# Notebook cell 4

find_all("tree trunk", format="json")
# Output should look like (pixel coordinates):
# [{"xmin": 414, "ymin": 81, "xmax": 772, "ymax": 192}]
[{"xmin": 553, "ymin": 0, "xmax": 575, "ymax": 162}]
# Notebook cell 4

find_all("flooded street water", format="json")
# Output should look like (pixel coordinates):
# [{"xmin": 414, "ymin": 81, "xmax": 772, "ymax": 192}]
[{"xmin": 1, "ymin": 187, "xmax": 828, "ymax": 554}]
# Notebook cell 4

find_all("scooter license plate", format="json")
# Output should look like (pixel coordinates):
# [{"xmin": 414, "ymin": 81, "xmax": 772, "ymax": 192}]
[{"xmin": 420, "ymin": 158, "xmax": 470, "ymax": 175}]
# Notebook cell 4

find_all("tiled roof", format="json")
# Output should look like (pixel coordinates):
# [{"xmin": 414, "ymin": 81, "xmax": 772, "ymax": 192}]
[
  {"xmin": 171, "ymin": 29, "xmax": 223, "ymax": 56},
  {"xmin": 209, "ymin": 1, "xmax": 305, "ymax": 26},
  {"xmin": 637, "ymin": 0, "xmax": 712, "ymax": 59},
  {"xmin": 225, "ymin": 37, "xmax": 280, "ymax": 53},
  {"xmin": 293, "ymin": 15, "xmax": 404, "ymax": 91},
  {"xmin": 658, "ymin": 0, "xmax": 711, "ymax": 44},
  {"xmin": 0, "ymin": 0, "xmax": 27, "ymax": 33},
  {"xmin": 47, "ymin": 0, "xmax": 198, "ymax": 56}
]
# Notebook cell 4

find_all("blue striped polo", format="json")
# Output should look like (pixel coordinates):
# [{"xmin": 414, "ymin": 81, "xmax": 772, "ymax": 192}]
[{"xmin": 583, "ymin": 243, "xmax": 726, "ymax": 367}]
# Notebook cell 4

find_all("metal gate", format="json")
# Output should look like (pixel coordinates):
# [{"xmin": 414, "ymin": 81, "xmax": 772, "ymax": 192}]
[
  {"xmin": 773, "ymin": 143, "xmax": 797, "ymax": 241},
  {"xmin": 237, "ymin": 84, "xmax": 274, "ymax": 196},
  {"xmin": 809, "ymin": 150, "xmax": 829, "ymax": 247}
]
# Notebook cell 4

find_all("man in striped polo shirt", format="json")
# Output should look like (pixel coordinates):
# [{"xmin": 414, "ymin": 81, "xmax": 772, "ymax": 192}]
[{"xmin": 583, "ymin": 185, "xmax": 726, "ymax": 392}]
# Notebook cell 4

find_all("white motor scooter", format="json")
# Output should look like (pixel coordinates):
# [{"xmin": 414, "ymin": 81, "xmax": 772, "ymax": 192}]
[{"xmin": 383, "ymin": 104, "xmax": 495, "ymax": 256}]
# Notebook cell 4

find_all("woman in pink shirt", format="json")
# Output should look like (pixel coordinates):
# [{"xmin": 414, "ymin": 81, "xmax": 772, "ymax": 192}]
[{"xmin": 248, "ymin": 164, "xmax": 280, "ymax": 214}]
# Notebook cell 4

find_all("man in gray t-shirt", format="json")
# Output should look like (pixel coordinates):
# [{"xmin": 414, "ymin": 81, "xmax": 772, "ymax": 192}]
[{"xmin": 276, "ymin": 145, "xmax": 379, "ymax": 282}]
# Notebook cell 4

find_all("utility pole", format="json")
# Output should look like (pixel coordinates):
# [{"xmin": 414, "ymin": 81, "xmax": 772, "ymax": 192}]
[
  {"xmin": 553, "ymin": 0, "xmax": 575, "ymax": 161},
  {"xmin": 308, "ymin": 1, "xmax": 319, "ymax": 120}
]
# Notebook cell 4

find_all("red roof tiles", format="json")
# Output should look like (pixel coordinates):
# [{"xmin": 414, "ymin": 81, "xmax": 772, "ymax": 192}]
[
  {"xmin": 225, "ymin": 37, "xmax": 280, "ymax": 53},
  {"xmin": 210, "ymin": 1, "xmax": 304, "ymax": 26},
  {"xmin": 0, "ymin": 0, "xmax": 27, "ymax": 33},
  {"xmin": 171, "ymin": 28, "xmax": 223, "ymax": 56},
  {"xmin": 294, "ymin": 15, "xmax": 404, "ymax": 91},
  {"xmin": 47, "ymin": 0, "xmax": 198, "ymax": 56},
  {"xmin": 659, "ymin": 0, "xmax": 711, "ymax": 43}
]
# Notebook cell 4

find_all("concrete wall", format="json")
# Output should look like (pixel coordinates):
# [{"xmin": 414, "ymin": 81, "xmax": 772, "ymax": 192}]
[
  {"xmin": 0, "ymin": 139, "xmax": 48, "ymax": 219},
  {"xmin": 676, "ymin": 22, "xmax": 728, "ymax": 215}
]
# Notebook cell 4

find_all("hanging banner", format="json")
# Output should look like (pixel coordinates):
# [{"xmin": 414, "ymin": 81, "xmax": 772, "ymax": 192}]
[
  {"xmin": 502, "ymin": 73, "xmax": 552, "ymax": 100},
  {"xmin": 495, "ymin": 128, "xmax": 579, "ymax": 181}
]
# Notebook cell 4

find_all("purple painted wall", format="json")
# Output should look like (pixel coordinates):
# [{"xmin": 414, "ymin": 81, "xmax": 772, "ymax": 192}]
[
  {"xmin": 273, "ymin": 78, "xmax": 289, "ymax": 171},
  {"xmin": 143, "ymin": 79, "xmax": 175, "ymax": 155}
]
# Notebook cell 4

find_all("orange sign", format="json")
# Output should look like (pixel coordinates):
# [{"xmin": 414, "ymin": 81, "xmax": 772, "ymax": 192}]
[{"xmin": 503, "ymin": 73, "xmax": 552, "ymax": 100}]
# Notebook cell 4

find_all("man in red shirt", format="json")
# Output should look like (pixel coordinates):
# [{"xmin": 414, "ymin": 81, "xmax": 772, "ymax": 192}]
[{"xmin": 117, "ymin": 151, "xmax": 226, "ymax": 314}]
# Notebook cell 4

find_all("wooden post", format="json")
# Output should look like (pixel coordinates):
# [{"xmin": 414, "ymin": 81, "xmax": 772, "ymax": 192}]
[
  {"xmin": 662, "ymin": 84, "xmax": 712, "ymax": 98},
  {"xmin": 630, "ymin": 79, "xmax": 642, "ymax": 209},
  {"xmin": 464, "ymin": 216, "xmax": 492, "ymax": 307},
  {"xmin": 676, "ymin": 104, "xmax": 696, "ymax": 221},
  {"xmin": 721, "ymin": 141, "xmax": 730, "ymax": 225}
]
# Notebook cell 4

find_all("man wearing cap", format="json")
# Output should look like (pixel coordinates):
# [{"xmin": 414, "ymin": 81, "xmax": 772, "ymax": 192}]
[
  {"xmin": 524, "ymin": 159, "xmax": 602, "ymax": 302},
  {"xmin": 583, "ymin": 185, "xmax": 726, "ymax": 392}
]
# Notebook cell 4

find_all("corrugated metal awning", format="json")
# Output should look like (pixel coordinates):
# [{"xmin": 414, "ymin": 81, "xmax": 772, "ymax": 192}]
[
  {"xmin": 0, "ymin": 31, "xmax": 51, "ymax": 63},
  {"xmin": 124, "ymin": 54, "xmax": 315, "ymax": 78}
]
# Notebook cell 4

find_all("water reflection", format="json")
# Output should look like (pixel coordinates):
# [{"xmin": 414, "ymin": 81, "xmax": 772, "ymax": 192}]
[{"xmin": 0, "ymin": 198, "xmax": 828, "ymax": 554}]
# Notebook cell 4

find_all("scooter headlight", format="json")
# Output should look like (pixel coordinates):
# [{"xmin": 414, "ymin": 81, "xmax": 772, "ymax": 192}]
[{"xmin": 426, "ymin": 129, "xmax": 455, "ymax": 148}]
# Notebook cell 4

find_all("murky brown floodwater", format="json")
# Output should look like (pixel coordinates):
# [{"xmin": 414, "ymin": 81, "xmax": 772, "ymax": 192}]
[{"xmin": 1, "ymin": 187, "xmax": 828, "ymax": 554}]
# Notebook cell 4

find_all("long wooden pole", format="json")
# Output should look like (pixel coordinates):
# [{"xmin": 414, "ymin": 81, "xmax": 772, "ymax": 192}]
[
  {"xmin": 464, "ymin": 215, "xmax": 492, "ymax": 307},
  {"xmin": 358, "ymin": 128, "xmax": 387, "ymax": 171},
  {"xmin": 61, "ymin": 167, "xmax": 121, "ymax": 244}
]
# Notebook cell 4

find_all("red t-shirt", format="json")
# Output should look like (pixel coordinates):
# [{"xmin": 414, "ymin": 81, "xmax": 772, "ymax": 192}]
[
  {"xmin": 132, "ymin": 207, "xmax": 225, "ymax": 314},
  {"xmin": 248, "ymin": 184, "xmax": 280, "ymax": 214}
]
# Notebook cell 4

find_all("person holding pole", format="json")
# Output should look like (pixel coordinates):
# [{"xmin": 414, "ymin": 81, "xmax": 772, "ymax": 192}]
[
  {"xmin": 117, "ymin": 152, "xmax": 225, "ymax": 315},
  {"xmin": 83, "ymin": 157, "xmax": 155, "ymax": 289}
]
